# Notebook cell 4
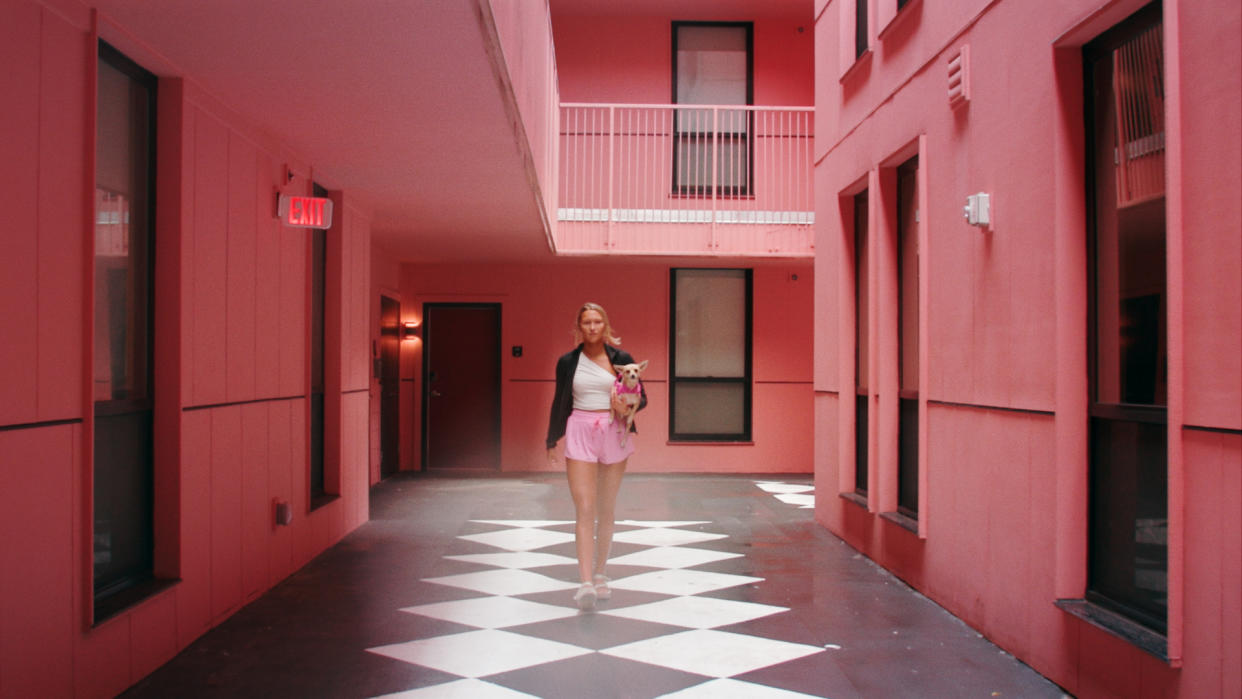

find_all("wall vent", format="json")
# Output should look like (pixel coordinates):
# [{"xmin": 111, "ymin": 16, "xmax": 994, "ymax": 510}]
[{"xmin": 948, "ymin": 45, "xmax": 970, "ymax": 108}]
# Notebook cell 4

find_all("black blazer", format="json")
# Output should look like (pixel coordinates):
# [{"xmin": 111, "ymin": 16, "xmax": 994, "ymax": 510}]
[{"xmin": 546, "ymin": 344, "xmax": 648, "ymax": 449}]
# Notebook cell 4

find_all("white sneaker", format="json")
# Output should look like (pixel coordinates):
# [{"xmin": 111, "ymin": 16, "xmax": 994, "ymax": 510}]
[{"xmin": 573, "ymin": 582, "xmax": 597, "ymax": 611}]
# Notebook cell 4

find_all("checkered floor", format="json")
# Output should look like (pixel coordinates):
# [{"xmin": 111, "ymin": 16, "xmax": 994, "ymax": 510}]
[
  {"xmin": 367, "ymin": 502, "xmax": 829, "ymax": 698},
  {"xmin": 121, "ymin": 474, "xmax": 1068, "ymax": 699}
]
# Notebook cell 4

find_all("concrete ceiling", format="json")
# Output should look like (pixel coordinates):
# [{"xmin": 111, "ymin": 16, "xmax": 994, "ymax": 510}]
[
  {"xmin": 92, "ymin": 0, "xmax": 813, "ymax": 265},
  {"xmin": 94, "ymin": 0, "xmax": 552, "ymax": 264}
]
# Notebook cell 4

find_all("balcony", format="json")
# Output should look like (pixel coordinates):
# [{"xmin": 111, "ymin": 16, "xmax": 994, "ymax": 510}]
[{"xmin": 556, "ymin": 104, "xmax": 814, "ymax": 257}]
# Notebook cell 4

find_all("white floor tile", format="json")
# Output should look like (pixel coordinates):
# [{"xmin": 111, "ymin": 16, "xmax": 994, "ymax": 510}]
[
  {"xmin": 601, "ymin": 629, "xmax": 824, "ymax": 678},
  {"xmin": 400, "ymin": 595, "xmax": 577, "ymax": 629},
  {"xmin": 371, "ymin": 678, "xmax": 541, "ymax": 698},
  {"xmin": 367, "ymin": 629, "xmax": 591, "ymax": 678},
  {"xmin": 458, "ymin": 528, "xmax": 575, "ymax": 552},
  {"xmin": 424, "ymin": 569, "xmax": 577, "ymax": 596},
  {"xmin": 444, "ymin": 552, "xmax": 576, "ymax": 569},
  {"xmin": 658, "ymin": 678, "xmax": 826, "ymax": 698},
  {"xmin": 616, "ymin": 520, "xmax": 713, "ymax": 528},
  {"xmin": 612, "ymin": 528, "xmax": 728, "ymax": 547},
  {"xmin": 470, "ymin": 519, "xmax": 574, "ymax": 528},
  {"xmin": 609, "ymin": 569, "xmax": 763, "ymax": 596},
  {"xmin": 608, "ymin": 546, "xmax": 742, "ymax": 569},
  {"xmin": 754, "ymin": 483, "xmax": 815, "ymax": 494},
  {"xmin": 775, "ymin": 493, "xmax": 815, "ymax": 507},
  {"xmin": 602, "ymin": 595, "xmax": 787, "ymax": 629}
]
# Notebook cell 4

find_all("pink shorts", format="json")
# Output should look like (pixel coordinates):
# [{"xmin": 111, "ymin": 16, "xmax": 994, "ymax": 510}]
[{"xmin": 564, "ymin": 409, "xmax": 637, "ymax": 464}]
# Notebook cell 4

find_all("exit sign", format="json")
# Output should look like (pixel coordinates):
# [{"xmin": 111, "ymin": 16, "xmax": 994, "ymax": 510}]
[{"xmin": 278, "ymin": 195, "xmax": 333, "ymax": 229}]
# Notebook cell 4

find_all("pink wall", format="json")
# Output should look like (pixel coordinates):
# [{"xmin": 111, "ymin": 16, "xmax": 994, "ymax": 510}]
[
  {"xmin": 0, "ymin": 2, "xmax": 373, "ymax": 696},
  {"xmin": 553, "ymin": 14, "xmax": 814, "ymax": 107},
  {"xmin": 489, "ymin": 0, "xmax": 562, "ymax": 226},
  {"xmin": 391, "ymin": 261, "xmax": 814, "ymax": 476},
  {"xmin": 813, "ymin": 1, "xmax": 1240, "ymax": 698}
]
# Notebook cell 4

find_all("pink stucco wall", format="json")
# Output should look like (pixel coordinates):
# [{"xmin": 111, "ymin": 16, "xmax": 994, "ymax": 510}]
[
  {"xmin": 395, "ymin": 261, "xmax": 814, "ymax": 476},
  {"xmin": 813, "ymin": 0, "xmax": 1240, "ymax": 697},
  {"xmin": 0, "ymin": 3, "xmax": 373, "ymax": 696}
]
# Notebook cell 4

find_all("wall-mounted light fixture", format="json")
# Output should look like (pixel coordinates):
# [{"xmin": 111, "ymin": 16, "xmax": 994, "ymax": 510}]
[
  {"xmin": 401, "ymin": 321, "xmax": 422, "ymax": 341},
  {"xmin": 963, "ymin": 192, "xmax": 991, "ymax": 229}
]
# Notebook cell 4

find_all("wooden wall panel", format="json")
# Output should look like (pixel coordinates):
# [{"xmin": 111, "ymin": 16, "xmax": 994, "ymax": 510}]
[
  {"xmin": 209, "ymin": 406, "xmax": 243, "ymax": 621},
  {"xmin": 37, "ymin": 12, "xmax": 87, "ymax": 421},
  {"xmin": 226, "ymin": 135, "xmax": 258, "ymax": 402},
  {"xmin": 254, "ymin": 154, "xmax": 282, "ymax": 399},
  {"xmin": 176, "ymin": 409, "xmax": 212, "ymax": 644},
  {"xmin": 278, "ymin": 226, "xmax": 306, "ymax": 397},
  {"xmin": 242, "ymin": 402, "xmax": 271, "ymax": 600},
  {"xmin": 0, "ymin": 426, "xmax": 75, "ymax": 698},
  {"xmin": 127, "ymin": 593, "xmax": 179, "ymax": 689},
  {"xmin": 267, "ymin": 399, "xmax": 295, "ymax": 583},
  {"xmin": 190, "ymin": 112, "xmax": 230, "ymax": 407},
  {"xmin": 0, "ymin": 0, "xmax": 42, "ymax": 426}
]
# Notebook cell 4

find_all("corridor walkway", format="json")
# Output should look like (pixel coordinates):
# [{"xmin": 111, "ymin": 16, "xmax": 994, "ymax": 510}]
[{"xmin": 122, "ymin": 473, "xmax": 1069, "ymax": 698}]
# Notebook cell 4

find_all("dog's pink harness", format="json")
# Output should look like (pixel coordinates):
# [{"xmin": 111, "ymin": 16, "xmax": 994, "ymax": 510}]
[{"xmin": 614, "ymin": 377, "xmax": 641, "ymax": 396}]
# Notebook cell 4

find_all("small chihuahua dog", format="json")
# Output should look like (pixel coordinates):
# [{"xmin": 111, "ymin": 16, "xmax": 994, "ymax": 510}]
[{"xmin": 611, "ymin": 360, "xmax": 648, "ymax": 447}]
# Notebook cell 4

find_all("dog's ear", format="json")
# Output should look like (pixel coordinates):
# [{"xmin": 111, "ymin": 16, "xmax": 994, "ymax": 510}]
[
  {"xmin": 612, "ymin": 365, "xmax": 623, "ymax": 375},
  {"xmin": 637, "ymin": 360, "xmax": 649, "ymax": 373}
]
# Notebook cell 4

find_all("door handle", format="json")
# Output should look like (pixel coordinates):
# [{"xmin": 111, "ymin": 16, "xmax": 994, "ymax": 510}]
[{"xmin": 431, "ymin": 389, "xmax": 443, "ymax": 397}]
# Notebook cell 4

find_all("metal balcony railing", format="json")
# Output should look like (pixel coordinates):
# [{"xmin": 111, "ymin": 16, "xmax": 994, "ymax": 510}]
[{"xmin": 557, "ymin": 103, "xmax": 814, "ymax": 256}]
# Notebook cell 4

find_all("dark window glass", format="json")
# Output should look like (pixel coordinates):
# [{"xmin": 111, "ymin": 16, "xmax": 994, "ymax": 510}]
[
  {"xmin": 1085, "ymin": 1, "xmax": 1167, "ymax": 634},
  {"xmin": 672, "ymin": 23, "xmax": 753, "ymax": 195},
  {"xmin": 897, "ymin": 156, "xmax": 919, "ymax": 517},
  {"xmin": 309, "ymin": 183, "xmax": 327, "ymax": 503},
  {"xmin": 93, "ymin": 42, "xmax": 157, "ymax": 616},
  {"xmin": 670, "ymin": 268, "xmax": 752, "ymax": 441},
  {"xmin": 855, "ymin": 0, "xmax": 869, "ymax": 59},
  {"xmin": 854, "ymin": 190, "xmax": 869, "ymax": 495}
]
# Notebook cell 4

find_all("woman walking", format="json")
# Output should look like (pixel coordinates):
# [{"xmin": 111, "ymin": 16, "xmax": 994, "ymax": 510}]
[{"xmin": 546, "ymin": 303, "xmax": 646, "ymax": 611}]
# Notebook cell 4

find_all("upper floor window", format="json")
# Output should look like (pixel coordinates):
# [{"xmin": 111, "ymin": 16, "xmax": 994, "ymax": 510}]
[{"xmin": 672, "ymin": 22, "xmax": 753, "ymax": 195}]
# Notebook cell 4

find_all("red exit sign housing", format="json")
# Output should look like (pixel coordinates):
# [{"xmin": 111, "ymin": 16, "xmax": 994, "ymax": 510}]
[{"xmin": 278, "ymin": 195, "xmax": 334, "ymax": 229}]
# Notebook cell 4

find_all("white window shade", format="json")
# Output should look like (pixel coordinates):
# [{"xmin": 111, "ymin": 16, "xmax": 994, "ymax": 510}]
[{"xmin": 674, "ymin": 269, "xmax": 746, "ymax": 377}]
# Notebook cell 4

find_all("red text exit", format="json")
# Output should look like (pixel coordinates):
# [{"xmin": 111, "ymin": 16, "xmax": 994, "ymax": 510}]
[{"xmin": 278, "ymin": 195, "xmax": 334, "ymax": 229}]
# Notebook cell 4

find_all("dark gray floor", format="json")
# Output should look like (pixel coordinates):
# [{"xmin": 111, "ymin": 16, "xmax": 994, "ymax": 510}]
[{"xmin": 121, "ymin": 472, "xmax": 1070, "ymax": 698}]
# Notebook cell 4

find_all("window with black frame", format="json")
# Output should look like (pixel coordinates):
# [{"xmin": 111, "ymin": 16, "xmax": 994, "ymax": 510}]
[
  {"xmin": 672, "ymin": 22, "xmax": 753, "ymax": 196},
  {"xmin": 853, "ymin": 191, "xmax": 870, "ymax": 496},
  {"xmin": 1085, "ymin": 1, "xmax": 1168, "ymax": 636},
  {"xmin": 93, "ymin": 41, "xmax": 157, "ymax": 621},
  {"xmin": 669, "ymin": 269, "xmax": 752, "ymax": 442},
  {"xmin": 855, "ymin": 0, "xmax": 869, "ymax": 59},
  {"xmin": 896, "ymin": 157, "xmax": 919, "ymax": 518},
  {"xmin": 309, "ymin": 182, "xmax": 329, "ymax": 507}
]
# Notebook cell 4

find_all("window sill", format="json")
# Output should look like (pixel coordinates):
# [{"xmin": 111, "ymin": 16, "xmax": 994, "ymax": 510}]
[
  {"xmin": 666, "ymin": 440, "xmax": 755, "ymax": 446},
  {"xmin": 94, "ymin": 576, "xmax": 179, "ymax": 626},
  {"xmin": 839, "ymin": 491, "xmax": 868, "ymax": 510},
  {"xmin": 878, "ymin": 0, "xmax": 923, "ymax": 41},
  {"xmin": 880, "ymin": 510, "xmax": 919, "ymax": 534},
  {"xmin": 839, "ymin": 48, "xmax": 873, "ymax": 84},
  {"xmin": 310, "ymin": 492, "xmax": 340, "ymax": 512},
  {"xmin": 1055, "ymin": 598, "xmax": 1170, "ymax": 662}
]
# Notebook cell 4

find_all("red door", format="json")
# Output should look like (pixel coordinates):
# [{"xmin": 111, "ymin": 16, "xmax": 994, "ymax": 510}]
[{"xmin": 423, "ymin": 304, "xmax": 501, "ymax": 470}]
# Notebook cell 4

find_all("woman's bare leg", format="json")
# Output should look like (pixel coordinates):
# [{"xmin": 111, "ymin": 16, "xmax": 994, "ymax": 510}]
[
  {"xmin": 565, "ymin": 458, "xmax": 599, "ymax": 583},
  {"xmin": 592, "ymin": 459, "xmax": 628, "ymax": 577}
]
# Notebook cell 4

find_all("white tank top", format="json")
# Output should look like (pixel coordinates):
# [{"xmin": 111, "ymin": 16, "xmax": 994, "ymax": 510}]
[{"xmin": 573, "ymin": 353, "xmax": 614, "ymax": 410}]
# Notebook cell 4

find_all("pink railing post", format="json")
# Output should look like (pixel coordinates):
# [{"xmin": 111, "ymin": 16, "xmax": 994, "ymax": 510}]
[
  {"xmin": 710, "ymin": 106, "xmax": 719, "ymax": 249},
  {"xmin": 606, "ymin": 105, "xmax": 615, "ymax": 248}
]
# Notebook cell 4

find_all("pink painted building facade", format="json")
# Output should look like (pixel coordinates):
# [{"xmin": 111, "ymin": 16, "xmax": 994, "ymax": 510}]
[
  {"xmin": 811, "ymin": 0, "xmax": 1240, "ymax": 696},
  {"xmin": 0, "ymin": 0, "xmax": 1237, "ymax": 697}
]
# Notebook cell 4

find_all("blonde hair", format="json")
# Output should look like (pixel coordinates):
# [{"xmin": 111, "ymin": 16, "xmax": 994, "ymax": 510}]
[{"xmin": 572, "ymin": 302, "xmax": 622, "ymax": 345}]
